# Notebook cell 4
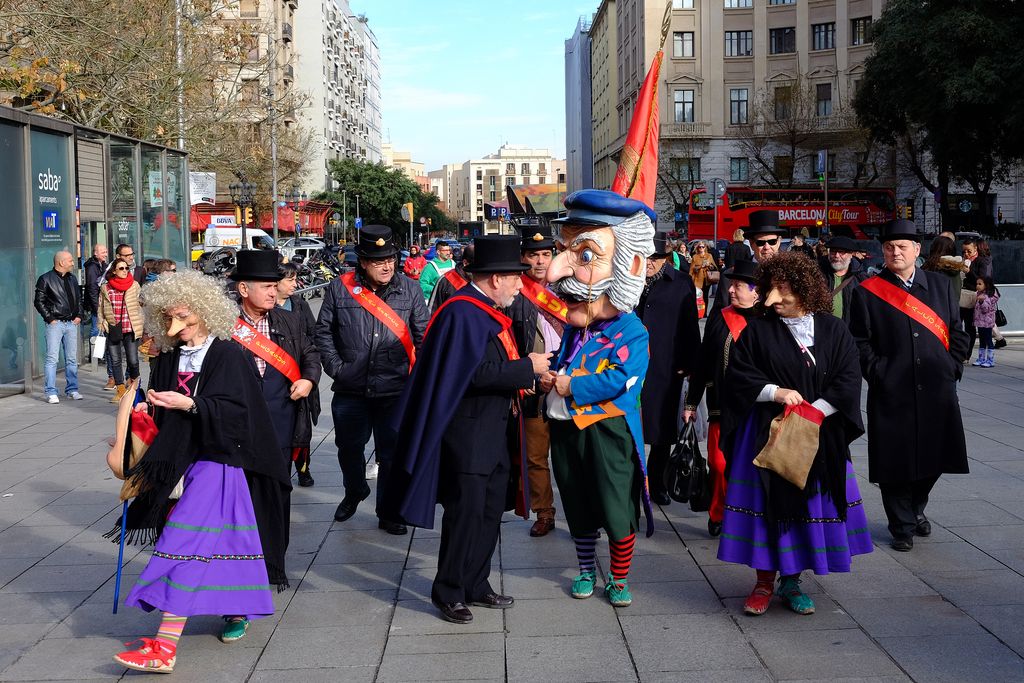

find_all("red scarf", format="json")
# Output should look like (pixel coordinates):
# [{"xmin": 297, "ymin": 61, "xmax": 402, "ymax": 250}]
[{"xmin": 107, "ymin": 274, "xmax": 135, "ymax": 292}]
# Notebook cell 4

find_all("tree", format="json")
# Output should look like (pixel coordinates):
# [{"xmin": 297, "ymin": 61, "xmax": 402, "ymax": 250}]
[{"xmin": 854, "ymin": 0, "xmax": 1024, "ymax": 228}]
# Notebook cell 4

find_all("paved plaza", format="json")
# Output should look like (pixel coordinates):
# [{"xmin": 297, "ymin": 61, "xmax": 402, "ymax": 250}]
[{"xmin": 1, "ymin": 339, "xmax": 1023, "ymax": 682}]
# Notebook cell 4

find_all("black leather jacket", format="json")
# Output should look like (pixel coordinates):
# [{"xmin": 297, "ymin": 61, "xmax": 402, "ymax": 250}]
[
  {"xmin": 34, "ymin": 270, "xmax": 83, "ymax": 323},
  {"xmin": 315, "ymin": 271, "xmax": 430, "ymax": 397}
]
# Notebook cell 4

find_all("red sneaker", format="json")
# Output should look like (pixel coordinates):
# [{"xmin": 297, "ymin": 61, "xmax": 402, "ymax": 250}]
[
  {"xmin": 743, "ymin": 581, "xmax": 774, "ymax": 616},
  {"xmin": 113, "ymin": 638, "xmax": 176, "ymax": 673}
]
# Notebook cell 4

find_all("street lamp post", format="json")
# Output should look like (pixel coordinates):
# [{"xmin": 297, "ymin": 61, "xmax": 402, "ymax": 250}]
[
  {"xmin": 341, "ymin": 189, "xmax": 347, "ymax": 245},
  {"xmin": 285, "ymin": 186, "xmax": 306, "ymax": 237},
  {"xmin": 709, "ymin": 177, "xmax": 725, "ymax": 252},
  {"xmin": 355, "ymin": 194, "xmax": 361, "ymax": 242},
  {"xmin": 228, "ymin": 180, "xmax": 257, "ymax": 250}
]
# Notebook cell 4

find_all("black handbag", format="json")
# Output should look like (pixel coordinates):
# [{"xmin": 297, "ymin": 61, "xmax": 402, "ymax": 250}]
[
  {"xmin": 663, "ymin": 423, "xmax": 697, "ymax": 504},
  {"xmin": 996, "ymin": 309, "xmax": 1007, "ymax": 327},
  {"xmin": 687, "ymin": 432, "xmax": 713, "ymax": 513},
  {"xmin": 105, "ymin": 290, "xmax": 126, "ymax": 343}
]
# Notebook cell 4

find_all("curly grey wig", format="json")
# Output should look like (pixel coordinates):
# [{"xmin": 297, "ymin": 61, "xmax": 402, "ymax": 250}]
[{"xmin": 141, "ymin": 270, "xmax": 239, "ymax": 352}]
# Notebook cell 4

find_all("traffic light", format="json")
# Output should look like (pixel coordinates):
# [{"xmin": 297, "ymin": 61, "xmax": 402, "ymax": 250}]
[
  {"xmin": 244, "ymin": 207, "xmax": 253, "ymax": 226},
  {"xmin": 904, "ymin": 204, "xmax": 914, "ymax": 220}
]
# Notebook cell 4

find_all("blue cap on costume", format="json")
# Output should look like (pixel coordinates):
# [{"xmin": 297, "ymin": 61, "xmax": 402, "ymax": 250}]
[{"xmin": 551, "ymin": 189, "xmax": 657, "ymax": 227}]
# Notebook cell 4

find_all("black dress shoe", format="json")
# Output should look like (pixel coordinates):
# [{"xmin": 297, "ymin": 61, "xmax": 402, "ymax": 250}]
[
  {"xmin": 470, "ymin": 592, "xmax": 515, "ymax": 609},
  {"xmin": 334, "ymin": 486, "xmax": 371, "ymax": 522},
  {"xmin": 432, "ymin": 599, "xmax": 473, "ymax": 624},
  {"xmin": 297, "ymin": 470, "xmax": 314, "ymax": 487},
  {"xmin": 378, "ymin": 519, "xmax": 408, "ymax": 535},
  {"xmin": 650, "ymin": 490, "xmax": 671, "ymax": 506},
  {"xmin": 708, "ymin": 519, "xmax": 723, "ymax": 537},
  {"xmin": 891, "ymin": 537, "xmax": 914, "ymax": 552},
  {"xmin": 915, "ymin": 515, "xmax": 932, "ymax": 537}
]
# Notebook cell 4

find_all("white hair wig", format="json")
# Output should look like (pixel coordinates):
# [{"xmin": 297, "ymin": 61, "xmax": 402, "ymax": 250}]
[{"xmin": 141, "ymin": 270, "xmax": 238, "ymax": 352}]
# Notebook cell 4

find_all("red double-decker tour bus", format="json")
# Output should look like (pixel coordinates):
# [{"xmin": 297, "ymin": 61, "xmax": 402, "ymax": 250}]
[{"xmin": 687, "ymin": 186, "xmax": 896, "ymax": 241}]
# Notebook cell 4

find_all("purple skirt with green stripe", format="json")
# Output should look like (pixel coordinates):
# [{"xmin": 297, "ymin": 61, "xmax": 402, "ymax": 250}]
[
  {"xmin": 717, "ymin": 416, "xmax": 873, "ymax": 576},
  {"xmin": 125, "ymin": 460, "xmax": 275, "ymax": 619}
]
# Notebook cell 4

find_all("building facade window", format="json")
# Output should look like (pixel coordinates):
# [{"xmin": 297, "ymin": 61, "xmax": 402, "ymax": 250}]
[
  {"xmin": 673, "ymin": 31, "xmax": 695, "ymax": 58},
  {"xmin": 809, "ymin": 153, "xmax": 837, "ymax": 179},
  {"xmin": 506, "ymin": 176, "xmax": 515, "ymax": 187},
  {"xmin": 730, "ymin": 88, "xmax": 749, "ymax": 124},
  {"xmin": 816, "ymin": 83, "xmax": 833, "ymax": 117},
  {"xmin": 812, "ymin": 22, "xmax": 836, "ymax": 50},
  {"xmin": 476, "ymin": 183, "xmax": 483, "ymax": 194},
  {"xmin": 725, "ymin": 0, "xmax": 752, "ymax": 8},
  {"xmin": 506, "ymin": 163, "xmax": 515, "ymax": 174},
  {"xmin": 671, "ymin": 157, "xmax": 701, "ymax": 183},
  {"xmin": 476, "ymin": 169, "xmax": 483, "ymax": 180},
  {"xmin": 769, "ymin": 27, "xmax": 795, "ymax": 54},
  {"xmin": 774, "ymin": 86, "xmax": 793, "ymax": 120},
  {"xmin": 730, "ymin": 157, "xmax": 749, "ymax": 182},
  {"xmin": 673, "ymin": 0, "xmax": 694, "ymax": 8},
  {"xmin": 851, "ymin": 17, "xmax": 873, "ymax": 45},
  {"xmin": 674, "ymin": 89, "xmax": 695, "ymax": 123},
  {"xmin": 773, "ymin": 156, "xmax": 794, "ymax": 182},
  {"xmin": 557, "ymin": 173, "xmax": 566, "ymax": 184},
  {"xmin": 768, "ymin": 0, "xmax": 795, "ymax": 5},
  {"xmin": 521, "ymin": 163, "xmax": 530, "ymax": 175},
  {"xmin": 725, "ymin": 31, "xmax": 753, "ymax": 57},
  {"xmin": 538, "ymin": 176, "xmax": 546, "ymax": 184}
]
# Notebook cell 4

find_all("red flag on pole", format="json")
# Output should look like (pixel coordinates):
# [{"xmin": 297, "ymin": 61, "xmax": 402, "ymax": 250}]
[{"xmin": 611, "ymin": 49, "xmax": 664, "ymax": 209}]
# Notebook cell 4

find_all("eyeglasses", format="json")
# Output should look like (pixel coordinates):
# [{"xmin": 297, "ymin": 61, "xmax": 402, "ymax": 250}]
[
  {"xmin": 696, "ymin": 245, "xmax": 706, "ymax": 250},
  {"xmin": 114, "ymin": 267, "xmax": 129, "ymax": 272},
  {"xmin": 754, "ymin": 238, "xmax": 780, "ymax": 247},
  {"xmin": 119, "ymin": 252, "xmax": 134, "ymax": 258}
]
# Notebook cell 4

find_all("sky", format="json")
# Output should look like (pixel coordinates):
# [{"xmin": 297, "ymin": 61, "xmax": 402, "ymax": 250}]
[{"xmin": 349, "ymin": 0, "xmax": 594, "ymax": 171}]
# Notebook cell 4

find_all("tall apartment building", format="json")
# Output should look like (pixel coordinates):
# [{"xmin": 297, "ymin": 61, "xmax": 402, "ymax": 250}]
[
  {"xmin": 589, "ymin": 0, "xmax": 892, "ymax": 230},
  {"xmin": 294, "ymin": 0, "xmax": 383, "ymax": 192},
  {"xmin": 565, "ymin": 17, "xmax": 595, "ymax": 194},
  {"xmin": 443, "ymin": 145, "xmax": 566, "ymax": 223},
  {"xmin": 382, "ymin": 143, "xmax": 430, "ymax": 191}
]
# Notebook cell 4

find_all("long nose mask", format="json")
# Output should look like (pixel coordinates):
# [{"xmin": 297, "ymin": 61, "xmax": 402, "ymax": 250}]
[
  {"xmin": 764, "ymin": 288, "xmax": 783, "ymax": 307},
  {"xmin": 166, "ymin": 317, "xmax": 188, "ymax": 337}
]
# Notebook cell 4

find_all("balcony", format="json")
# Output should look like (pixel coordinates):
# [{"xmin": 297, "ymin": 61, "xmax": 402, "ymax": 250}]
[
  {"xmin": 282, "ymin": 23, "xmax": 293, "ymax": 43},
  {"xmin": 287, "ymin": 0, "xmax": 298, "ymax": 9},
  {"xmin": 661, "ymin": 122, "xmax": 711, "ymax": 138}
]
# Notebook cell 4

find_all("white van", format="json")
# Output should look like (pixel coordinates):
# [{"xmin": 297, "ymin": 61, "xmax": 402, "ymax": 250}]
[{"xmin": 204, "ymin": 226, "xmax": 276, "ymax": 251}]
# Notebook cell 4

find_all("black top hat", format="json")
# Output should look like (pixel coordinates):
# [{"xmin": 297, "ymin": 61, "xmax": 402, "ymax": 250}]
[
  {"xmin": 650, "ymin": 232, "xmax": 674, "ymax": 257},
  {"xmin": 827, "ymin": 235, "xmax": 858, "ymax": 252},
  {"xmin": 520, "ymin": 225, "xmax": 555, "ymax": 251},
  {"xmin": 464, "ymin": 236, "xmax": 530, "ymax": 274},
  {"xmin": 723, "ymin": 259, "xmax": 757, "ymax": 284},
  {"xmin": 878, "ymin": 219, "xmax": 921, "ymax": 243},
  {"xmin": 232, "ymin": 249, "xmax": 282, "ymax": 282},
  {"xmin": 355, "ymin": 224, "xmax": 399, "ymax": 258},
  {"xmin": 746, "ymin": 209, "xmax": 787, "ymax": 237}
]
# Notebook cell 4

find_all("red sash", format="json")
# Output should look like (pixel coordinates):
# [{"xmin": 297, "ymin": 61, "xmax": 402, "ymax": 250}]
[
  {"xmin": 444, "ymin": 269, "xmax": 468, "ymax": 290},
  {"xmin": 720, "ymin": 306, "xmax": 748, "ymax": 341},
  {"xmin": 860, "ymin": 275, "xmax": 950, "ymax": 350},
  {"xmin": 519, "ymin": 275, "xmax": 568, "ymax": 323},
  {"xmin": 232, "ymin": 319, "xmax": 301, "ymax": 383},
  {"xmin": 341, "ymin": 272, "xmax": 416, "ymax": 367},
  {"xmin": 428, "ymin": 295, "xmax": 520, "ymax": 362}
]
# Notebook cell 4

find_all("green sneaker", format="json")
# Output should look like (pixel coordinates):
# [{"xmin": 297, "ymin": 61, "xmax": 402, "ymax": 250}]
[
  {"xmin": 220, "ymin": 617, "xmax": 250, "ymax": 643},
  {"xmin": 776, "ymin": 577, "xmax": 815, "ymax": 615},
  {"xmin": 604, "ymin": 572, "xmax": 632, "ymax": 607},
  {"xmin": 571, "ymin": 571, "xmax": 597, "ymax": 599}
]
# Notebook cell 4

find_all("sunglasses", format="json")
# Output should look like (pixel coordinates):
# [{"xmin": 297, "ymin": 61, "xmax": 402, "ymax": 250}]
[
  {"xmin": 697, "ymin": 245, "xmax": 706, "ymax": 249},
  {"xmin": 754, "ymin": 238, "xmax": 780, "ymax": 247},
  {"xmin": 114, "ymin": 267, "xmax": 129, "ymax": 272}
]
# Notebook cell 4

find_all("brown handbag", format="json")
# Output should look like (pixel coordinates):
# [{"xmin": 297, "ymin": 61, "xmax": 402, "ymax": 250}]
[
  {"xmin": 753, "ymin": 401, "xmax": 825, "ymax": 490},
  {"xmin": 105, "ymin": 378, "xmax": 159, "ymax": 501}
]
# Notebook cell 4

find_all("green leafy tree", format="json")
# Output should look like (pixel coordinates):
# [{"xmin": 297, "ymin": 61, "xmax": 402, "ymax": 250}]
[{"xmin": 854, "ymin": 0, "xmax": 1024, "ymax": 228}]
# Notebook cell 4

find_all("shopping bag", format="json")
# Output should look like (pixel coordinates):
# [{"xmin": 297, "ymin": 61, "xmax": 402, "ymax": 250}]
[{"xmin": 92, "ymin": 334, "xmax": 107, "ymax": 360}]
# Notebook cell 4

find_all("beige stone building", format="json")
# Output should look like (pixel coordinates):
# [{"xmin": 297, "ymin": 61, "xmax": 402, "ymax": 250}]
[{"xmin": 590, "ymin": 0, "xmax": 891, "ymax": 230}]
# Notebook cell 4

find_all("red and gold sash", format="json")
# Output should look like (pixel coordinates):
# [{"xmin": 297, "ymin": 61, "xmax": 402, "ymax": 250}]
[
  {"xmin": 341, "ymin": 272, "xmax": 416, "ymax": 367},
  {"xmin": 720, "ymin": 306, "xmax": 749, "ymax": 341},
  {"xmin": 860, "ymin": 275, "xmax": 950, "ymax": 350},
  {"xmin": 428, "ymin": 294, "xmax": 520, "ymax": 363},
  {"xmin": 232, "ymin": 319, "xmax": 301, "ymax": 383},
  {"xmin": 444, "ymin": 269, "xmax": 468, "ymax": 290},
  {"xmin": 519, "ymin": 275, "xmax": 568, "ymax": 323}
]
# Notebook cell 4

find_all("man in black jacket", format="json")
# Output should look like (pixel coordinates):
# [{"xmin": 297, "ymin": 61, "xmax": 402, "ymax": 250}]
[
  {"xmin": 34, "ymin": 251, "xmax": 83, "ymax": 403},
  {"xmin": 315, "ymin": 225, "xmax": 430, "ymax": 534},
  {"xmin": 820, "ymin": 236, "xmax": 867, "ymax": 325}
]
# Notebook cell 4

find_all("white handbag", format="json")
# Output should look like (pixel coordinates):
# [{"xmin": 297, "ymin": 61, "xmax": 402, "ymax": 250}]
[{"xmin": 92, "ymin": 335, "xmax": 107, "ymax": 360}]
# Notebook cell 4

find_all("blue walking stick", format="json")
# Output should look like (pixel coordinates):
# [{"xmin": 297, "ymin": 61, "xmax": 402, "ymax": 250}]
[{"xmin": 112, "ymin": 500, "xmax": 128, "ymax": 614}]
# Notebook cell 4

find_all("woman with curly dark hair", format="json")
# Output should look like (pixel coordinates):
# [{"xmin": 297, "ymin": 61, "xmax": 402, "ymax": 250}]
[{"xmin": 718, "ymin": 252, "xmax": 873, "ymax": 617}]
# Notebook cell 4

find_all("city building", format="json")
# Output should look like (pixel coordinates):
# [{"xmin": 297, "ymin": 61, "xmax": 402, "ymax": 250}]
[
  {"xmin": 294, "ymin": 0, "xmax": 383, "ymax": 192},
  {"xmin": 382, "ymin": 143, "xmax": 430, "ymax": 192},
  {"xmin": 565, "ymin": 16, "xmax": 595, "ymax": 194}
]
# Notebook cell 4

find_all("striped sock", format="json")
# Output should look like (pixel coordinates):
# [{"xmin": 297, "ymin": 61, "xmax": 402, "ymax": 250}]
[
  {"xmin": 608, "ymin": 533, "xmax": 636, "ymax": 583},
  {"xmin": 572, "ymin": 532, "xmax": 600, "ymax": 574},
  {"xmin": 154, "ymin": 613, "xmax": 186, "ymax": 650}
]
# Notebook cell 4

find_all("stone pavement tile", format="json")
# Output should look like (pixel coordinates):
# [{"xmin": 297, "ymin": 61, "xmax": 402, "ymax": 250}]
[
  {"xmin": 279, "ymin": 589, "xmax": 395, "ymax": 628},
  {"xmin": 814, "ymin": 568, "xmax": 938, "ymax": 600},
  {"xmin": 249, "ymin": 667, "xmax": 377, "ymax": 683},
  {"xmin": 0, "ymin": 624, "xmax": 52, "ymax": 674},
  {"xmin": 501, "ymin": 566, "xmax": 579, "ymax": 600},
  {"xmin": 17, "ymin": 504, "xmax": 116, "ymax": 528},
  {"xmin": 880, "ymin": 536, "xmax": 1006, "ymax": 572},
  {"xmin": 47, "ymin": 489, "xmax": 121, "ymax": 507},
  {"xmin": 0, "ymin": 525, "xmax": 79, "ymax": 558},
  {"xmin": 47, "ymin": 601, "xmax": 161, "ymax": 640},
  {"xmin": 918, "ymin": 569, "xmax": 1024, "ymax": 606},
  {"xmin": 661, "ymin": 513, "xmax": 715, "ymax": 541},
  {"xmin": 929, "ymin": 499, "xmax": 1024, "ymax": 527},
  {"xmin": 0, "ymin": 635, "xmax": 126, "ymax": 681},
  {"xmin": 837, "ymin": 595, "xmax": 983, "ymax": 637},
  {"xmin": 317, "ymin": 528, "xmax": 413, "ymax": 565},
  {"xmin": 501, "ymin": 539, "xmax": 580, "ymax": 570},
  {"xmin": 279, "ymin": 520, "xmax": 333, "ymax": 556},
  {"xmin": 948, "ymin": 523, "xmax": 1024, "ymax": 551},
  {"xmin": 640, "ymin": 671, "xmax": 771, "ymax": 683},
  {"xmin": 1, "ymin": 564, "xmax": 113, "ymax": 594},
  {"xmin": 988, "ymin": 459, "xmax": 1024, "ymax": 477},
  {"xmin": 877, "ymin": 633, "xmax": 1024, "ymax": 683},
  {"xmin": 506, "ymin": 633, "xmax": 635, "ymax": 682},
  {"xmin": 403, "ymin": 536, "xmax": 440, "ymax": 569},
  {"xmin": 0, "ymin": 559, "xmax": 36, "ymax": 589},
  {"xmin": 506, "ymin": 595, "xmax": 620, "ymax": 637},
  {"xmin": 748, "ymin": 628, "xmax": 904, "ymax": 680},
  {"xmin": 703, "ymin": 564, "xmax": 823, "ymax": 599},
  {"xmin": 389, "ymin": 598, "xmax": 504, "ymax": 636},
  {"xmin": 684, "ymin": 538, "xmax": 730, "ymax": 567},
  {"xmin": 632, "ymin": 528, "xmax": 689, "ymax": 556},
  {"xmin": 378, "ymin": 650, "xmax": 504, "ymax": 682},
  {"xmin": 397, "ymin": 566, "xmax": 434, "ymax": 602},
  {"xmin": 627, "ymin": 552, "xmax": 705, "ymax": 582},
  {"xmin": 39, "ymin": 539, "xmax": 134, "ymax": 567},
  {"xmin": 0, "ymin": 593, "xmax": 89, "ymax": 627},
  {"xmin": 297, "ymin": 560, "xmax": 404, "ymax": 593},
  {"xmin": 384, "ymin": 632, "xmax": 503, "ymax": 655},
  {"xmin": 288, "ymin": 502, "xmax": 341, "ymax": 523},
  {"xmin": 257, "ymin": 623, "xmax": 388, "ymax": 670},
  {"xmin": 960, "ymin": 604, "xmax": 1024, "ymax": 657},
  {"xmin": 727, "ymin": 595, "xmax": 858, "ymax": 632},
  {"xmin": 624, "ymin": 580, "xmax": 724, "ymax": 616},
  {"xmin": 620, "ymin": 613, "xmax": 761, "ymax": 673}
]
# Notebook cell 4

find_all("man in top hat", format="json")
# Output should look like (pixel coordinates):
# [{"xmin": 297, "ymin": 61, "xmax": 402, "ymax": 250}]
[
  {"xmin": 849, "ymin": 219, "xmax": 970, "ymax": 552},
  {"xmin": 428, "ymin": 244, "xmax": 474, "ymax": 312},
  {"xmin": 314, "ymin": 225, "xmax": 430, "ymax": 534},
  {"xmin": 821, "ymin": 235, "xmax": 868, "ymax": 325},
  {"xmin": 684, "ymin": 259, "xmax": 760, "ymax": 537},
  {"xmin": 636, "ymin": 232, "xmax": 701, "ymax": 507},
  {"xmin": 539, "ymin": 189, "xmax": 654, "ymax": 608},
  {"xmin": 713, "ymin": 209, "xmax": 785, "ymax": 314},
  {"xmin": 384, "ymin": 235, "xmax": 552, "ymax": 624},
  {"xmin": 505, "ymin": 225, "xmax": 566, "ymax": 537}
]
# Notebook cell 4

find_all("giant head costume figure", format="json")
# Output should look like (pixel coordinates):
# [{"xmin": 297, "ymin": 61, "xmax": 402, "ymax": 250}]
[{"xmin": 546, "ymin": 189, "xmax": 657, "ymax": 327}]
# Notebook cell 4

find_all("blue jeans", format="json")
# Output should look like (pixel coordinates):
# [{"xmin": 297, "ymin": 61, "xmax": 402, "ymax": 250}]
[
  {"xmin": 44, "ymin": 320, "xmax": 79, "ymax": 397},
  {"xmin": 331, "ymin": 393, "xmax": 398, "ymax": 517}
]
